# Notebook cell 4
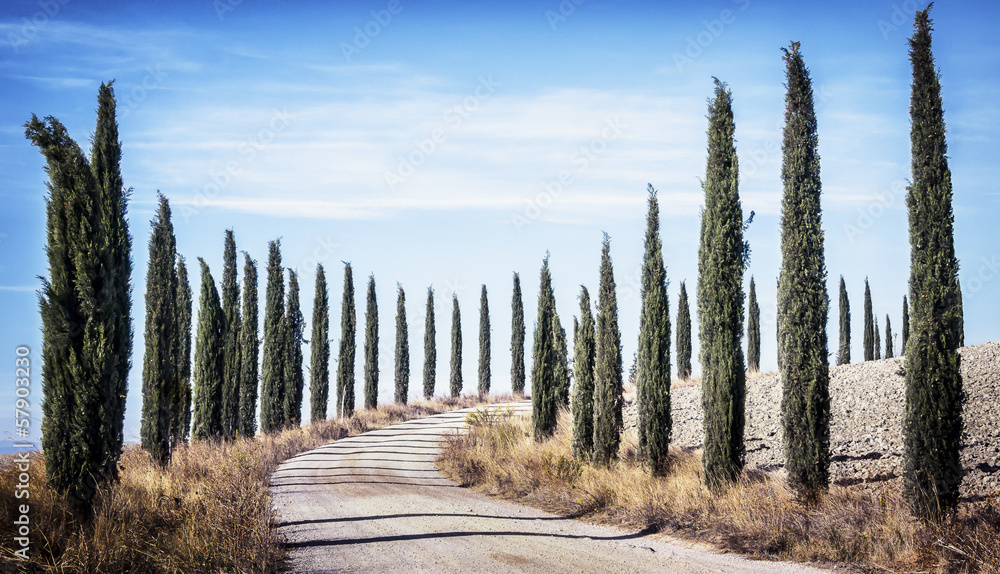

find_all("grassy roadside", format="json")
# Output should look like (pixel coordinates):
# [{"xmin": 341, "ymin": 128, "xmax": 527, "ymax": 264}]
[
  {"xmin": 438, "ymin": 407, "xmax": 1000, "ymax": 574},
  {"xmin": 0, "ymin": 395, "xmax": 495, "ymax": 573}
]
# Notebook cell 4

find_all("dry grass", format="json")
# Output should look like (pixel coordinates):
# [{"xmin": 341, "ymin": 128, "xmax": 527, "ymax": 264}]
[
  {"xmin": 438, "ymin": 408, "xmax": 1000, "ymax": 574},
  {"xmin": 0, "ymin": 395, "xmax": 493, "ymax": 573}
]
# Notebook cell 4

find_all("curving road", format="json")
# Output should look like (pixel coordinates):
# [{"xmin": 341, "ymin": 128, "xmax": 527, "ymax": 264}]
[{"xmin": 270, "ymin": 402, "xmax": 826, "ymax": 573}]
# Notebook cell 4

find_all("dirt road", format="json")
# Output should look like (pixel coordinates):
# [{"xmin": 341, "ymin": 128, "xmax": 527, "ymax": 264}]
[{"xmin": 271, "ymin": 402, "xmax": 826, "ymax": 573}]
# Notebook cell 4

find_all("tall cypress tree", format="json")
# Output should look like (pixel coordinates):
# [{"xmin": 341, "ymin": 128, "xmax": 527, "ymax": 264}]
[
  {"xmin": 776, "ymin": 42, "xmax": 830, "ymax": 501},
  {"xmin": 478, "ymin": 285, "xmax": 491, "ymax": 399},
  {"xmin": 552, "ymin": 311, "xmax": 570, "ymax": 408},
  {"xmin": 238, "ymin": 253, "xmax": 259, "ymax": 436},
  {"xmin": 676, "ymin": 281, "xmax": 692, "ymax": 380},
  {"xmin": 511, "ymin": 273, "xmax": 526, "ymax": 396},
  {"xmin": 874, "ymin": 315, "xmax": 881, "ymax": 360},
  {"xmin": 260, "ymin": 240, "xmax": 285, "ymax": 433},
  {"xmin": 221, "ymin": 230, "xmax": 241, "ymax": 438},
  {"xmin": 141, "ymin": 194, "xmax": 178, "ymax": 466},
  {"xmin": 364, "ymin": 275, "xmax": 379, "ymax": 410},
  {"xmin": 904, "ymin": 6, "xmax": 963, "ymax": 519},
  {"xmin": 747, "ymin": 276, "xmax": 760, "ymax": 374},
  {"xmin": 192, "ymin": 259, "xmax": 225, "ymax": 440},
  {"xmin": 901, "ymin": 295, "xmax": 909, "ymax": 355},
  {"xmin": 571, "ymin": 286, "xmax": 596, "ymax": 460},
  {"xmin": 423, "ymin": 286, "xmax": 436, "ymax": 399},
  {"xmin": 593, "ymin": 234, "xmax": 623, "ymax": 467},
  {"xmin": 531, "ymin": 255, "xmax": 558, "ymax": 440},
  {"xmin": 636, "ymin": 186, "xmax": 672, "ymax": 473},
  {"xmin": 310, "ymin": 264, "xmax": 330, "ymax": 423},
  {"xmin": 450, "ymin": 294, "xmax": 463, "ymax": 397},
  {"xmin": 174, "ymin": 256, "xmax": 193, "ymax": 443},
  {"xmin": 885, "ymin": 314, "xmax": 894, "ymax": 359},
  {"xmin": 837, "ymin": 276, "xmax": 851, "ymax": 366},
  {"xmin": 336, "ymin": 263, "xmax": 356, "ymax": 417},
  {"xmin": 394, "ymin": 284, "xmax": 409, "ymax": 404},
  {"xmin": 863, "ymin": 279, "xmax": 874, "ymax": 361},
  {"xmin": 284, "ymin": 270, "xmax": 305, "ymax": 427},
  {"xmin": 27, "ymin": 81, "xmax": 133, "ymax": 510},
  {"xmin": 697, "ymin": 79, "xmax": 747, "ymax": 490}
]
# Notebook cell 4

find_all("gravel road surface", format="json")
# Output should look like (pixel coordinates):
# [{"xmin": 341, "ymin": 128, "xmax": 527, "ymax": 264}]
[{"xmin": 271, "ymin": 402, "xmax": 826, "ymax": 573}]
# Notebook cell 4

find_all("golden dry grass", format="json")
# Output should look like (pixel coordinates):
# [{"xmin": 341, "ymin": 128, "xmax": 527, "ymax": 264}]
[
  {"xmin": 438, "ymin": 408, "xmax": 1000, "ymax": 574},
  {"xmin": 0, "ymin": 395, "xmax": 495, "ymax": 573}
]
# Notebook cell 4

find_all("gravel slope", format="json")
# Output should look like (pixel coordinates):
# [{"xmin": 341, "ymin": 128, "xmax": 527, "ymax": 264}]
[
  {"xmin": 271, "ymin": 403, "xmax": 827, "ymax": 573},
  {"xmin": 625, "ymin": 341, "xmax": 1000, "ymax": 497}
]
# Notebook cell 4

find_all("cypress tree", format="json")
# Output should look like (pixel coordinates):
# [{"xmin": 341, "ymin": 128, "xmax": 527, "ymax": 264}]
[
  {"xmin": 676, "ymin": 281, "xmax": 692, "ymax": 380},
  {"xmin": 364, "ymin": 275, "xmax": 379, "ymax": 410},
  {"xmin": 141, "ymin": 194, "xmax": 178, "ymax": 466},
  {"xmin": 901, "ymin": 295, "xmax": 909, "ymax": 354},
  {"xmin": 593, "ymin": 234, "xmax": 623, "ymax": 467},
  {"xmin": 903, "ymin": 6, "xmax": 963, "ymax": 519},
  {"xmin": 747, "ymin": 276, "xmax": 760, "ymax": 374},
  {"xmin": 697, "ymin": 79, "xmax": 747, "ymax": 490},
  {"xmin": 221, "ymin": 230, "xmax": 241, "ymax": 438},
  {"xmin": 776, "ymin": 42, "xmax": 830, "ymax": 501},
  {"xmin": 260, "ymin": 240, "xmax": 285, "ymax": 433},
  {"xmin": 310, "ymin": 264, "xmax": 330, "ymax": 423},
  {"xmin": 336, "ymin": 263, "xmax": 356, "ymax": 417},
  {"xmin": 27, "ymin": 81, "xmax": 133, "ymax": 510},
  {"xmin": 863, "ymin": 279, "xmax": 874, "ymax": 361},
  {"xmin": 637, "ymin": 186, "xmax": 672, "ymax": 473},
  {"xmin": 874, "ymin": 315, "xmax": 881, "ymax": 360},
  {"xmin": 394, "ymin": 284, "xmax": 409, "ymax": 404},
  {"xmin": 837, "ymin": 277, "xmax": 851, "ymax": 365},
  {"xmin": 511, "ymin": 273, "xmax": 526, "ymax": 396},
  {"xmin": 531, "ymin": 255, "xmax": 558, "ymax": 440},
  {"xmin": 885, "ymin": 314, "xmax": 894, "ymax": 359},
  {"xmin": 238, "ymin": 254, "xmax": 259, "ymax": 436},
  {"xmin": 174, "ymin": 256, "xmax": 193, "ymax": 443},
  {"xmin": 423, "ymin": 286, "xmax": 436, "ymax": 399},
  {"xmin": 284, "ymin": 270, "xmax": 305, "ymax": 427},
  {"xmin": 571, "ymin": 286, "xmax": 596, "ymax": 460},
  {"xmin": 192, "ymin": 259, "xmax": 225, "ymax": 440},
  {"xmin": 450, "ymin": 294, "xmax": 463, "ymax": 397},
  {"xmin": 552, "ymin": 311, "xmax": 570, "ymax": 408},
  {"xmin": 478, "ymin": 285, "xmax": 491, "ymax": 399}
]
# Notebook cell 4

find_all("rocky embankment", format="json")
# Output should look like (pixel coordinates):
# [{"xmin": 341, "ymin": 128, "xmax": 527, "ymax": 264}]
[{"xmin": 624, "ymin": 341, "xmax": 1000, "ymax": 498}]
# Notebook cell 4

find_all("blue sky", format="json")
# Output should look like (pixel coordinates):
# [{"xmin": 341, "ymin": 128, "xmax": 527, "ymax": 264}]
[{"xmin": 1, "ymin": 0, "xmax": 997, "ymax": 444}]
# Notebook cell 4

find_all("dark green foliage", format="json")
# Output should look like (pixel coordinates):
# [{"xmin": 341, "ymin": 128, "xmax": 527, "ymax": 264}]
[
  {"xmin": 283, "ymin": 270, "xmax": 305, "ymax": 427},
  {"xmin": 885, "ymin": 314, "xmax": 894, "ymax": 359},
  {"xmin": 395, "ymin": 284, "xmax": 409, "ymax": 404},
  {"xmin": 874, "ymin": 315, "xmax": 881, "ymax": 360},
  {"xmin": 552, "ymin": 311, "xmax": 570, "ymax": 408},
  {"xmin": 174, "ymin": 256, "xmax": 193, "ymax": 443},
  {"xmin": 863, "ymin": 279, "xmax": 874, "ymax": 361},
  {"xmin": 192, "ymin": 259, "xmax": 225, "ymax": 440},
  {"xmin": 450, "ymin": 294, "xmax": 463, "ymax": 398},
  {"xmin": 260, "ymin": 240, "xmax": 285, "ymax": 433},
  {"xmin": 478, "ymin": 285, "xmax": 491, "ymax": 399},
  {"xmin": 637, "ymin": 187, "xmax": 672, "ymax": 473},
  {"xmin": 697, "ymin": 79, "xmax": 747, "ymax": 490},
  {"xmin": 141, "ymin": 195, "xmax": 178, "ymax": 466},
  {"xmin": 336, "ymin": 263, "xmax": 357, "ymax": 417},
  {"xmin": 238, "ymin": 254, "xmax": 259, "ymax": 436},
  {"xmin": 423, "ymin": 287, "xmax": 436, "ymax": 399},
  {"xmin": 531, "ymin": 255, "xmax": 558, "ymax": 440},
  {"xmin": 221, "ymin": 230, "xmax": 241, "ymax": 438},
  {"xmin": 364, "ymin": 275, "xmax": 379, "ymax": 410},
  {"xmin": 838, "ymin": 277, "xmax": 851, "ymax": 366},
  {"xmin": 28, "ymin": 81, "xmax": 133, "ymax": 511},
  {"xmin": 903, "ymin": 6, "xmax": 964, "ymax": 519},
  {"xmin": 747, "ymin": 276, "xmax": 760, "ymax": 374},
  {"xmin": 676, "ymin": 281, "xmax": 692, "ymax": 380},
  {"xmin": 593, "ymin": 234, "xmax": 623, "ymax": 467},
  {"xmin": 511, "ymin": 273, "xmax": 526, "ymax": 396},
  {"xmin": 310, "ymin": 264, "xmax": 330, "ymax": 423},
  {"xmin": 776, "ymin": 43, "xmax": 830, "ymax": 501},
  {"xmin": 901, "ymin": 295, "xmax": 909, "ymax": 354},
  {"xmin": 571, "ymin": 287, "xmax": 596, "ymax": 460}
]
